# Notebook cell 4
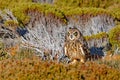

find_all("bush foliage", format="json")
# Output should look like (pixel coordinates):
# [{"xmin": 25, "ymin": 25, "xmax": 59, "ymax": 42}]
[
  {"xmin": 85, "ymin": 32, "xmax": 108, "ymax": 41},
  {"xmin": 0, "ymin": 0, "xmax": 120, "ymax": 24},
  {"xmin": 109, "ymin": 25, "xmax": 120, "ymax": 47},
  {"xmin": 54, "ymin": 0, "xmax": 120, "ymax": 9},
  {"xmin": 1, "ymin": 48, "xmax": 120, "ymax": 79},
  {"xmin": 0, "ymin": 57, "xmax": 120, "ymax": 80}
]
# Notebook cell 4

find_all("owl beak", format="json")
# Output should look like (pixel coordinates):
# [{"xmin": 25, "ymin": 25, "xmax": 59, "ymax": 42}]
[{"xmin": 70, "ymin": 35, "xmax": 74, "ymax": 40}]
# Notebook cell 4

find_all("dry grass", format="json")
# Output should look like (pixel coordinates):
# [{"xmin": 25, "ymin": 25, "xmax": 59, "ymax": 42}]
[{"xmin": 0, "ymin": 51, "xmax": 120, "ymax": 80}]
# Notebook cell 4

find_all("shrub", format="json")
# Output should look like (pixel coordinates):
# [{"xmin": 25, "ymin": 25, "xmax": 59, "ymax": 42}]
[
  {"xmin": 54, "ymin": 0, "xmax": 120, "ymax": 9},
  {"xmin": 4, "ymin": 20, "xmax": 18, "ymax": 27},
  {"xmin": 109, "ymin": 25, "xmax": 120, "ymax": 47},
  {"xmin": 0, "ymin": 58, "xmax": 120, "ymax": 80},
  {"xmin": 84, "ymin": 32, "xmax": 108, "ymax": 41}
]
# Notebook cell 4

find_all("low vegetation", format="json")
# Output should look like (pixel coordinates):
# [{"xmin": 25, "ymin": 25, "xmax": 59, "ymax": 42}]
[
  {"xmin": 84, "ymin": 32, "xmax": 108, "ymax": 41},
  {"xmin": 0, "ymin": 0, "xmax": 120, "ymax": 25},
  {"xmin": 0, "ymin": 0, "xmax": 120, "ymax": 79},
  {"xmin": 0, "ymin": 56, "xmax": 120, "ymax": 80},
  {"xmin": 0, "ymin": 48, "xmax": 120, "ymax": 79},
  {"xmin": 109, "ymin": 25, "xmax": 120, "ymax": 47},
  {"xmin": 54, "ymin": 0, "xmax": 120, "ymax": 9}
]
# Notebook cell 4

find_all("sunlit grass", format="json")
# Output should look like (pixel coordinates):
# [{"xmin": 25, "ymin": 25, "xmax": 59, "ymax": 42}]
[{"xmin": 0, "ymin": 49, "xmax": 120, "ymax": 80}]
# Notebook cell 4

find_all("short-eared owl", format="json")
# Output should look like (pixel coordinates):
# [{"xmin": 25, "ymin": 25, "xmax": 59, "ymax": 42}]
[{"xmin": 64, "ymin": 28, "xmax": 90, "ymax": 64}]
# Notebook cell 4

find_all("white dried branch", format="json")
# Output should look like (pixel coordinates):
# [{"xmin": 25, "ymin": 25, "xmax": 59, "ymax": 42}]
[{"xmin": 0, "ymin": 9, "xmax": 18, "ymax": 21}]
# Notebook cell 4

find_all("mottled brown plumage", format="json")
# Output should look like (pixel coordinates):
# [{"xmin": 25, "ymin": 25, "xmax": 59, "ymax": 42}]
[{"xmin": 64, "ymin": 28, "xmax": 90, "ymax": 64}]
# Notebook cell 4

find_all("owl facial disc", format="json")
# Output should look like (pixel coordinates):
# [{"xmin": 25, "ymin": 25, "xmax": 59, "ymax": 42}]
[{"xmin": 69, "ymin": 34, "xmax": 75, "ymax": 40}]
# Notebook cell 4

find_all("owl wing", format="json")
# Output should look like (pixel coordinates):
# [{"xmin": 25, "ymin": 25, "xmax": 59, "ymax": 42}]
[
  {"xmin": 79, "ymin": 44, "xmax": 85, "ymax": 55},
  {"xmin": 64, "ymin": 42, "xmax": 70, "ymax": 57},
  {"xmin": 64, "ymin": 46, "xmax": 68, "ymax": 56}
]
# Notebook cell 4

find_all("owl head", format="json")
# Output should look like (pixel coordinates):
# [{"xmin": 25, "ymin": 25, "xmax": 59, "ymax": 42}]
[{"xmin": 66, "ymin": 28, "xmax": 81, "ymax": 41}]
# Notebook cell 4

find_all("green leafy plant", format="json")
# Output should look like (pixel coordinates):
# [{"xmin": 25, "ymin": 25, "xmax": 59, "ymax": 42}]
[{"xmin": 109, "ymin": 25, "xmax": 120, "ymax": 47}]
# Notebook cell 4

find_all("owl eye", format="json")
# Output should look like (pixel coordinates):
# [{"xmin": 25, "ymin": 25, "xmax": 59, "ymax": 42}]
[
  {"xmin": 74, "ymin": 32, "xmax": 78, "ymax": 36},
  {"xmin": 68, "ymin": 32, "xmax": 70, "ymax": 36}
]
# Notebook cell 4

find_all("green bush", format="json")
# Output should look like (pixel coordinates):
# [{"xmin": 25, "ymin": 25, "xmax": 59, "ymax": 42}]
[
  {"xmin": 4, "ymin": 20, "xmax": 18, "ymax": 27},
  {"xmin": 84, "ymin": 32, "xmax": 108, "ymax": 41},
  {"xmin": 0, "ymin": 0, "xmax": 32, "ymax": 9},
  {"xmin": 61, "ymin": 7, "xmax": 110, "ymax": 16},
  {"xmin": 109, "ymin": 25, "xmax": 120, "ymax": 47},
  {"xmin": 0, "ymin": 0, "xmax": 120, "ymax": 25},
  {"xmin": 54, "ymin": 0, "xmax": 120, "ymax": 9},
  {"xmin": 12, "ymin": 3, "xmax": 67, "ymax": 24}
]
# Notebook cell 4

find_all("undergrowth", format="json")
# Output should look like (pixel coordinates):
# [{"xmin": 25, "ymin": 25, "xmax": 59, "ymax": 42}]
[
  {"xmin": 0, "ymin": 49, "xmax": 120, "ymax": 80},
  {"xmin": 0, "ymin": 57, "xmax": 120, "ymax": 80}
]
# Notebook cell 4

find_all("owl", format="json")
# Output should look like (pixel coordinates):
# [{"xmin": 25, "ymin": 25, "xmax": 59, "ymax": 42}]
[{"xmin": 64, "ymin": 28, "xmax": 90, "ymax": 64}]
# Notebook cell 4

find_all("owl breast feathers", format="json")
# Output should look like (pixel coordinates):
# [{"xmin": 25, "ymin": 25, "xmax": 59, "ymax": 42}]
[{"xmin": 64, "ymin": 28, "xmax": 90, "ymax": 63}]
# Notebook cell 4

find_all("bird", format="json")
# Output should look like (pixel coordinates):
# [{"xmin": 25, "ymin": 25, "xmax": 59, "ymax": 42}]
[{"xmin": 64, "ymin": 28, "xmax": 90, "ymax": 64}]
